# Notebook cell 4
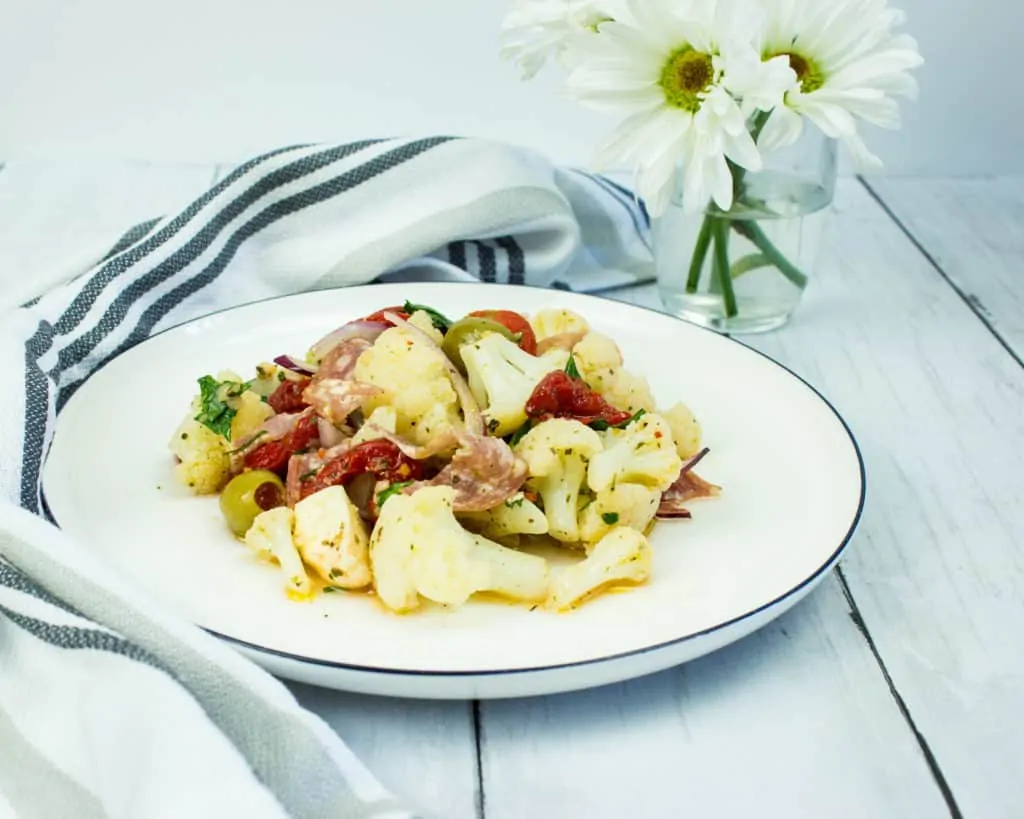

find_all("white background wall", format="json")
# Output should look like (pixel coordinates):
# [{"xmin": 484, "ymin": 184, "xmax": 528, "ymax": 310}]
[{"xmin": 0, "ymin": 0, "xmax": 1019, "ymax": 175}]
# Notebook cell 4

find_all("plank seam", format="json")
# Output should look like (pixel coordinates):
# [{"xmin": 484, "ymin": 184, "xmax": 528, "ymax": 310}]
[
  {"xmin": 472, "ymin": 700, "xmax": 486, "ymax": 819},
  {"xmin": 858, "ymin": 176, "xmax": 1024, "ymax": 370},
  {"xmin": 836, "ymin": 566, "xmax": 964, "ymax": 819}
]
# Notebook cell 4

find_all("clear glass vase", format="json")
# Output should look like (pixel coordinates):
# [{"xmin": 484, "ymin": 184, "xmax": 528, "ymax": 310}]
[{"xmin": 652, "ymin": 126, "xmax": 837, "ymax": 334}]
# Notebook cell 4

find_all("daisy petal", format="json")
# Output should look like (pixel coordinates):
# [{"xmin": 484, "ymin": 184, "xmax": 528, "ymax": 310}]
[{"xmin": 758, "ymin": 105, "xmax": 805, "ymax": 152}]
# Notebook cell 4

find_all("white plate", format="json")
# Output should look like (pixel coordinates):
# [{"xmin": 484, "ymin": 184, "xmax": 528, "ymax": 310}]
[{"xmin": 43, "ymin": 282, "xmax": 864, "ymax": 700}]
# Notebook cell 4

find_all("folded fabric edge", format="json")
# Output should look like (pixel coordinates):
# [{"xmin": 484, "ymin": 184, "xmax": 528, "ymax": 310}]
[{"xmin": 0, "ymin": 502, "xmax": 421, "ymax": 819}]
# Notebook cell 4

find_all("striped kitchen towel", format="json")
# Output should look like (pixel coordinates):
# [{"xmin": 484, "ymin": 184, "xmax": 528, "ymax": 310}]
[{"xmin": 0, "ymin": 137, "xmax": 652, "ymax": 819}]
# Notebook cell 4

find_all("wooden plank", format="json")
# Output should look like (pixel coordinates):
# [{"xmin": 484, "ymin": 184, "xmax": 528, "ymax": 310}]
[
  {"xmin": 290, "ymin": 685, "xmax": 479, "ymax": 819},
  {"xmin": 481, "ymin": 578, "xmax": 950, "ymax": 819},
  {"xmin": 865, "ymin": 176, "xmax": 1024, "ymax": 359},
  {"xmin": 0, "ymin": 159, "xmax": 217, "ymax": 309},
  {"xmin": 606, "ymin": 176, "xmax": 1024, "ymax": 818},
  {"xmin": 480, "ymin": 184, "xmax": 973, "ymax": 818}
]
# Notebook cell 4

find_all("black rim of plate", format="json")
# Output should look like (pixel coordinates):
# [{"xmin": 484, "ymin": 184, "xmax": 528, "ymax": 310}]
[{"xmin": 44, "ymin": 281, "xmax": 867, "ymax": 680}]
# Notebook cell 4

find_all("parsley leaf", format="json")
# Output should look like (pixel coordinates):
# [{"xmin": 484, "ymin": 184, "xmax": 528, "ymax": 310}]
[
  {"xmin": 601, "ymin": 512, "xmax": 620, "ymax": 525},
  {"xmin": 194, "ymin": 375, "xmax": 237, "ymax": 440},
  {"xmin": 376, "ymin": 481, "xmax": 415, "ymax": 509},
  {"xmin": 504, "ymin": 495, "xmax": 526, "ymax": 509},
  {"xmin": 402, "ymin": 301, "xmax": 453, "ymax": 332},
  {"xmin": 588, "ymin": 409, "xmax": 646, "ymax": 432},
  {"xmin": 565, "ymin": 352, "xmax": 582, "ymax": 380}
]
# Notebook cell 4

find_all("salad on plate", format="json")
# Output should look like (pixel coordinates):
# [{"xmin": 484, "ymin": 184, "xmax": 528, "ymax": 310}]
[{"xmin": 168, "ymin": 301, "xmax": 718, "ymax": 613}]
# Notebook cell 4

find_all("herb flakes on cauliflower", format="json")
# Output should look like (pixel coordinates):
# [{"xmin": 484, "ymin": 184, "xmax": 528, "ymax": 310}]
[
  {"xmin": 587, "ymin": 412, "xmax": 684, "ymax": 494},
  {"xmin": 578, "ymin": 483, "xmax": 661, "ymax": 545},
  {"xmin": 461, "ymin": 333, "xmax": 568, "ymax": 437},
  {"xmin": 661, "ymin": 401, "xmax": 703, "ymax": 459},
  {"xmin": 548, "ymin": 527, "xmax": 653, "ymax": 611},
  {"xmin": 530, "ymin": 308, "xmax": 589, "ymax": 341},
  {"xmin": 514, "ymin": 418, "xmax": 603, "ymax": 543},
  {"xmin": 459, "ymin": 492, "xmax": 549, "ymax": 539},
  {"xmin": 245, "ymin": 506, "xmax": 312, "ymax": 600},
  {"xmin": 354, "ymin": 324, "xmax": 462, "ymax": 447},
  {"xmin": 293, "ymin": 485, "xmax": 372, "ymax": 589},
  {"xmin": 369, "ymin": 485, "xmax": 549, "ymax": 613}
]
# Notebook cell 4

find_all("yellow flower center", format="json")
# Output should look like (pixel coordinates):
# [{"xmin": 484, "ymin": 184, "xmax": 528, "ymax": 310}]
[
  {"xmin": 776, "ymin": 51, "xmax": 825, "ymax": 94},
  {"xmin": 659, "ymin": 47, "xmax": 715, "ymax": 112}
]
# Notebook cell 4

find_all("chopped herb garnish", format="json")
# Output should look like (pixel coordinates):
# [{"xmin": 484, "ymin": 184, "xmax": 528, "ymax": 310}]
[
  {"xmin": 588, "ymin": 409, "xmax": 646, "ymax": 432},
  {"xmin": 299, "ymin": 469, "xmax": 318, "ymax": 481},
  {"xmin": 194, "ymin": 375, "xmax": 237, "ymax": 440},
  {"xmin": 486, "ymin": 418, "xmax": 501, "ymax": 434},
  {"xmin": 225, "ymin": 379, "xmax": 255, "ymax": 398},
  {"xmin": 376, "ymin": 480, "xmax": 414, "ymax": 509},
  {"xmin": 508, "ymin": 421, "xmax": 532, "ymax": 447},
  {"xmin": 402, "ymin": 301, "xmax": 453, "ymax": 332},
  {"xmin": 601, "ymin": 512, "xmax": 620, "ymax": 525},
  {"xmin": 227, "ymin": 429, "xmax": 268, "ymax": 455},
  {"xmin": 323, "ymin": 587, "xmax": 338, "ymax": 593},
  {"xmin": 505, "ymin": 495, "xmax": 525, "ymax": 509},
  {"xmin": 565, "ymin": 353, "xmax": 582, "ymax": 380}
]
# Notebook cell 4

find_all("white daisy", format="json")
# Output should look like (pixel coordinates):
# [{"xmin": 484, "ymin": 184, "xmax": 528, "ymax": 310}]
[
  {"xmin": 756, "ymin": 0, "xmax": 924, "ymax": 168},
  {"xmin": 500, "ymin": 0, "xmax": 622, "ymax": 80},
  {"xmin": 565, "ymin": 0, "xmax": 794, "ymax": 216}
]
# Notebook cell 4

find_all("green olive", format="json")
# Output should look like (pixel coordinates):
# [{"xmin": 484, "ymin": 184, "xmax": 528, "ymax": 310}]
[
  {"xmin": 442, "ymin": 317, "xmax": 516, "ymax": 373},
  {"xmin": 219, "ymin": 470, "xmax": 286, "ymax": 537}
]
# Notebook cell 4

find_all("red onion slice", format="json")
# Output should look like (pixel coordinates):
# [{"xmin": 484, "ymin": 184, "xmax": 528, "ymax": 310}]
[
  {"xmin": 273, "ymin": 354, "xmax": 317, "ymax": 376},
  {"xmin": 310, "ymin": 320, "xmax": 388, "ymax": 362},
  {"xmin": 318, "ymin": 417, "xmax": 349, "ymax": 448}
]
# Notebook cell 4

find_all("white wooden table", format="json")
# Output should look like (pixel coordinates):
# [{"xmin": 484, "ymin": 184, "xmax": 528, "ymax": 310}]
[{"xmin": 3, "ymin": 160, "xmax": 1022, "ymax": 819}]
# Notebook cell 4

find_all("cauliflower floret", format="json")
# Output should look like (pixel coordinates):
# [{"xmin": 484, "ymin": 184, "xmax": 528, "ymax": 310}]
[
  {"xmin": 351, "ymin": 405, "xmax": 398, "ymax": 446},
  {"xmin": 293, "ymin": 486, "xmax": 372, "ymax": 589},
  {"xmin": 407, "ymin": 309, "xmax": 444, "ymax": 344},
  {"xmin": 530, "ymin": 308, "xmax": 589, "ymax": 341},
  {"xmin": 569, "ymin": 333, "xmax": 654, "ymax": 414},
  {"xmin": 515, "ymin": 419, "xmax": 603, "ymax": 543},
  {"xmin": 578, "ymin": 484, "xmax": 661, "ymax": 545},
  {"xmin": 354, "ymin": 325, "xmax": 462, "ymax": 446},
  {"xmin": 461, "ymin": 333, "xmax": 568, "ymax": 436},
  {"xmin": 369, "ymin": 486, "xmax": 549, "ymax": 613},
  {"xmin": 459, "ymin": 493, "xmax": 549, "ymax": 539},
  {"xmin": 245, "ymin": 507, "xmax": 312, "ymax": 600},
  {"xmin": 250, "ymin": 362, "xmax": 286, "ymax": 398},
  {"xmin": 588, "ymin": 412, "xmax": 683, "ymax": 494},
  {"xmin": 661, "ymin": 401, "xmax": 703, "ymax": 459},
  {"xmin": 169, "ymin": 407, "xmax": 230, "ymax": 495},
  {"xmin": 571, "ymin": 332, "xmax": 623, "ymax": 394},
  {"xmin": 230, "ymin": 390, "xmax": 274, "ymax": 442},
  {"xmin": 602, "ymin": 369, "xmax": 656, "ymax": 415},
  {"xmin": 547, "ymin": 527, "xmax": 652, "ymax": 611}
]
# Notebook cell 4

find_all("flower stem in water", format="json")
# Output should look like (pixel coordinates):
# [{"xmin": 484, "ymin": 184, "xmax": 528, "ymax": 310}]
[
  {"xmin": 731, "ymin": 220, "xmax": 809, "ymax": 289},
  {"xmin": 686, "ymin": 215, "xmax": 714, "ymax": 293},
  {"xmin": 712, "ymin": 219, "xmax": 738, "ymax": 317}
]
